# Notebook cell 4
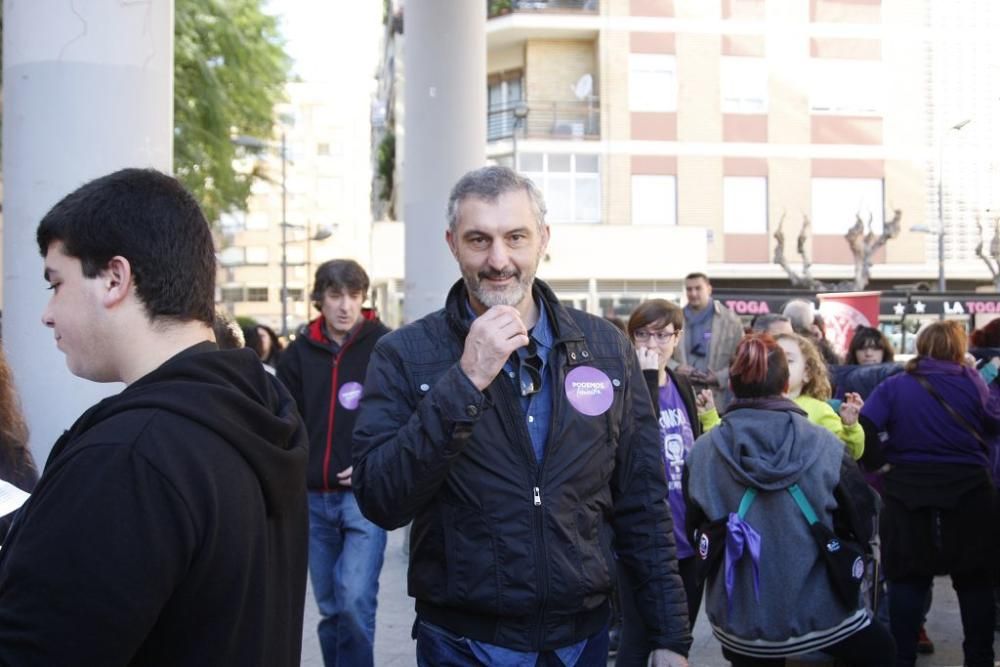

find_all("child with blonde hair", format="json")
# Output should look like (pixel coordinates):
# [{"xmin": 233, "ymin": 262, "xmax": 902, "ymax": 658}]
[{"xmin": 777, "ymin": 333, "xmax": 864, "ymax": 459}]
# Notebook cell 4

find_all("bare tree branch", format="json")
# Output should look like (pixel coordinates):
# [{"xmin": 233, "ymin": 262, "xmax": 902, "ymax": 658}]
[{"xmin": 975, "ymin": 214, "xmax": 1000, "ymax": 289}]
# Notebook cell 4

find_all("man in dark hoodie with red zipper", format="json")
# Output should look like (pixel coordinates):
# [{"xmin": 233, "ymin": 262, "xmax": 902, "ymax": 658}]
[{"xmin": 278, "ymin": 258, "xmax": 391, "ymax": 667}]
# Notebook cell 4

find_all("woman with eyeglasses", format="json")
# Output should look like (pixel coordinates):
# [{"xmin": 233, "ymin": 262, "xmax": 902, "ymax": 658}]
[{"xmin": 613, "ymin": 299, "xmax": 719, "ymax": 666}]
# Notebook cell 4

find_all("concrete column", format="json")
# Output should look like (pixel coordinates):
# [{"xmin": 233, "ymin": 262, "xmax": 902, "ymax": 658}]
[
  {"xmin": 3, "ymin": 0, "xmax": 173, "ymax": 466},
  {"xmin": 403, "ymin": 0, "xmax": 485, "ymax": 322}
]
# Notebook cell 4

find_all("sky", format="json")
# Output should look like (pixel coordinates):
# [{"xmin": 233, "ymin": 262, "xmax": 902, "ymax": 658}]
[{"xmin": 265, "ymin": 1, "xmax": 383, "ymax": 84}]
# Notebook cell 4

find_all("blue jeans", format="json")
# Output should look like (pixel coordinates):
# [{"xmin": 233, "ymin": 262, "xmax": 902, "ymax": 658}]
[
  {"xmin": 308, "ymin": 491, "xmax": 387, "ymax": 667},
  {"xmin": 415, "ymin": 619, "xmax": 610, "ymax": 667}
]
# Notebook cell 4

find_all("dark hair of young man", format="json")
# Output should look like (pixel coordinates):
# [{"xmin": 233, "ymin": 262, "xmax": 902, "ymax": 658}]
[
  {"xmin": 36, "ymin": 168, "xmax": 216, "ymax": 326},
  {"xmin": 684, "ymin": 272, "xmax": 710, "ymax": 284},
  {"xmin": 310, "ymin": 259, "xmax": 370, "ymax": 311},
  {"xmin": 729, "ymin": 333, "xmax": 790, "ymax": 399}
]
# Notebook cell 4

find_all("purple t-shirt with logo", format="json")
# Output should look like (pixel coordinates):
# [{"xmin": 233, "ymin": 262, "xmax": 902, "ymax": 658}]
[{"xmin": 658, "ymin": 380, "xmax": 697, "ymax": 559}]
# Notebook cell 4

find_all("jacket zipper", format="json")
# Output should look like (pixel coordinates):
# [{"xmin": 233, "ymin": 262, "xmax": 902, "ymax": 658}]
[{"xmin": 321, "ymin": 333, "xmax": 358, "ymax": 491}]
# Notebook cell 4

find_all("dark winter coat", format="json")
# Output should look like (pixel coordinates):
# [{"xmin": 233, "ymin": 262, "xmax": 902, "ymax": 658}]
[
  {"xmin": 278, "ymin": 311, "xmax": 390, "ymax": 490},
  {"xmin": 352, "ymin": 279, "xmax": 692, "ymax": 655}
]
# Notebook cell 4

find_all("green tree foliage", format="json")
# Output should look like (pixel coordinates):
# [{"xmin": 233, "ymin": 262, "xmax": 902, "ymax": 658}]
[{"xmin": 174, "ymin": 0, "xmax": 290, "ymax": 224}]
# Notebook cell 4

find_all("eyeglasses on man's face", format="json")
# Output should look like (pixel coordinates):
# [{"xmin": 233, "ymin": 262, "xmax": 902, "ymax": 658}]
[{"xmin": 633, "ymin": 329, "xmax": 680, "ymax": 342}]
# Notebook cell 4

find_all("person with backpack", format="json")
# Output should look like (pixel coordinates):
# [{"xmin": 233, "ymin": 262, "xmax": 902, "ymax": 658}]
[{"xmin": 685, "ymin": 334, "xmax": 894, "ymax": 665}]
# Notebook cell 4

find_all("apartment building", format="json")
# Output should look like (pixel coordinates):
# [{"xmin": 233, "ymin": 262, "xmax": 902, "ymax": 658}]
[
  {"xmin": 217, "ymin": 81, "xmax": 375, "ymax": 333},
  {"xmin": 371, "ymin": 0, "xmax": 1000, "ymax": 325}
]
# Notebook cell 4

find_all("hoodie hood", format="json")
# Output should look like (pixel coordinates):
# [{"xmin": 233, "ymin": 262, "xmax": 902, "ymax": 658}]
[
  {"xmin": 57, "ymin": 342, "xmax": 307, "ymax": 516},
  {"xmin": 709, "ymin": 399, "xmax": 825, "ymax": 491}
]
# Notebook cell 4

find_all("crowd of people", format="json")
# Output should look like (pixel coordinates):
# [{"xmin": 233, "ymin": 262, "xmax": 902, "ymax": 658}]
[{"xmin": 0, "ymin": 164, "xmax": 999, "ymax": 667}]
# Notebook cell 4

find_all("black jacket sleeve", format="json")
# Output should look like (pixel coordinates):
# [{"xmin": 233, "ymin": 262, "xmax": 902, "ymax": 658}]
[
  {"xmin": 351, "ymin": 340, "xmax": 486, "ymax": 529},
  {"xmin": 857, "ymin": 414, "xmax": 888, "ymax": 473},
  {"xmin": 275, "ymin": 341, "xmax": 306, "ymax": 417},
  {"xmin": 612, "ymin": 350, "xmax": 692, "ymax": 656},
  {"xmin": 832, "ymin": 452, "xmax": 880, "ymax": 554}
]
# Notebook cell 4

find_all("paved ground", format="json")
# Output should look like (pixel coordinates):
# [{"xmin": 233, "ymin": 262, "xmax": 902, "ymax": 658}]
[{"xmin": 301, "ymin": 527, "xmax": 998, "ymax": 666}]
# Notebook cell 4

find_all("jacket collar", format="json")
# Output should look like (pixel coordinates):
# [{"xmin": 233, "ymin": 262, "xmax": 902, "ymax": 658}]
[
  {"xmin": 444, "ymin": 278, "xmax": 592, "ymax": 367},
  {"xmin": 304, "ymin": 308, "xmax": 380, "ymax": 347},
  {"xmin": 724, "ymin": 395, "xmax": 807, "ymax": 417}
]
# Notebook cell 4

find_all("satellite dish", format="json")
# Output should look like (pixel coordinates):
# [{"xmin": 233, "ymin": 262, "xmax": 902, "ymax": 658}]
[{"xmin": 572, "ymin": 74, "xmax": 593, "ymax": 100}]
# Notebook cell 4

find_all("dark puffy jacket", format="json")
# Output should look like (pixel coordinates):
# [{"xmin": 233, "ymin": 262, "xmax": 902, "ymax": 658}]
[
  {"xmin": 352, "ymin": 279, "xmax": 691, "ymax": 655},
  {"xmin": 278, "ymin": 311, "xmax": 390, "ymax": 490}
]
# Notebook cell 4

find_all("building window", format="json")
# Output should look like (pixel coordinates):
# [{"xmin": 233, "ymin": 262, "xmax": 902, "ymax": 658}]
[
  {"xmin": 488, "ymin": 70, "xmax": 524, "ymax": 140},
  {"xmin": 317, "ymin": 142, "xmax": 330, "ymax": 156},
  {"xmin": 631, "ymin": 175, "xmax": 677, "ymax": 226},
  {"xmin": 811, "ymin": 178, "xmax": 884, "ymax": 234},
  {"xmin": 220, "ymin": 287, "xmax": 245, "ymax": 302},
  {"xmin": 219, "ymin": 246, "xmax": 245, "ymax": 267},
  {"xmin": 629, "ymin": 54, "xmax": 677, "ymax": 112},
  {"xmin": 246, "ymin": 287, "xmax": 270, "ymax": 303},
  {"xmin": 285, "ymin": 245, "xmax": 307, "ymax": 266},
  {"xmin": 721, "ymin": 57, "xmax": 768, "ymax": 114},
  {"xmin": 521, "ymin": 153, "xmax": 601, "ymax": 224},
  {"xmin": 245, "ymin": 212, "xmax": 270, "ymax": 230},
  {"xmin": 245, "ymin": 246, "xmax": 269, "ymax": 265},
  {"xmin": 723, "ymin": 177, "xmax": 768, "ymax": 233},
  {"xmin": 219, "ymin": 211, "xmax": 245, "ymax": 231},
  {"xmin": 287, "ymin": 287, "xmax": 305, "ymax": 302},
  {"xmin": 809, "ymin": 60, "xmax": 884, "ymax": 116}
]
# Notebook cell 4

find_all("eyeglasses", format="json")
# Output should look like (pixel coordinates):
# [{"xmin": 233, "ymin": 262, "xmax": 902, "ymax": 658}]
[{"xmin": 634, "ymin": 329, "xmax": 680, "ymax": 342}]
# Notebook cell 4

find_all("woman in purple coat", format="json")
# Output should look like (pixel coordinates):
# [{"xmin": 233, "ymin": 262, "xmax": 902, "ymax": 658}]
[{"xmin": 860, "ymin": 320, "xmax": 1000, "ymax": 667}]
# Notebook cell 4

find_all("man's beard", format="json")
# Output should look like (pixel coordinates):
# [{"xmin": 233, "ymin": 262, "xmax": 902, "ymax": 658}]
[{"xmin": 466, "ymin": 266, "xmax": 535, "ymax": 308}]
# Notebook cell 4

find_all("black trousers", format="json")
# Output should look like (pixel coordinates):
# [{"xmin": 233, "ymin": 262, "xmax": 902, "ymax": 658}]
[{"xmin": 889, "ymin": 575, "xmax": 994, "ymax": 667}]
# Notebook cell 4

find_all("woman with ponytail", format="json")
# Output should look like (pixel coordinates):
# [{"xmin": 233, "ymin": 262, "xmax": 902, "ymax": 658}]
[{"xmin": 685, "ymin": 334, "xmax": 894, "ymax": 665}]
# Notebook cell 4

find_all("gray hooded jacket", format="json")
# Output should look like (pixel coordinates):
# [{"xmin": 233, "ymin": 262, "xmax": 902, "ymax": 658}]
[{"xmin": 684, "ymin": 400, "xmax": 878, "ymax": 658}]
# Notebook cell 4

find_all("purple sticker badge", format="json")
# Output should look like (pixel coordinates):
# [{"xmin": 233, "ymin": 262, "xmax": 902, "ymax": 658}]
[
  {"xmin": 338, "ymin": 382, "xmax": 363, "ymax": 410},
  {"xmin": 564, "ymin": 366, "xmax": 614, "ymax": 416}
]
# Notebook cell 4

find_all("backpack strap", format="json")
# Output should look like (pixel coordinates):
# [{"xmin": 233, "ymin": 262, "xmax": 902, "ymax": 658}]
[
  {"xmin": 737, "ymin": 488, "xmax": 757, "ymax": 519},
  {"xmin": 787, "ymin": 483, "xmax": 819, "ymax": 525}
]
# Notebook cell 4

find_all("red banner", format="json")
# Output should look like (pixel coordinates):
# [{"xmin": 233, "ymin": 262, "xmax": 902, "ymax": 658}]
[{"xmin": 817, "ymin": 291, "xmax": 881, "ymax": 358}]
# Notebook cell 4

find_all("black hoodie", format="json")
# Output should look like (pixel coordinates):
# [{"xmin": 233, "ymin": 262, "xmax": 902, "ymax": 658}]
[
  {"xmin": 277, "ymin": 311, "xmax": 390, "ymax": 490},
  {"xmin": 0, "ymin": 343, "xmax": 309, "ymax": 667}
]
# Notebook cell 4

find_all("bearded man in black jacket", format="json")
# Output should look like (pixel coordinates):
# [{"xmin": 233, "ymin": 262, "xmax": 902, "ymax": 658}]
[
  {"xmin": 0, "ymin": 169, "xmax": 309, "ymax": 666},
  {"xmin": 352, "ymin": 166, "xmax": 691, "ymax": 666}
]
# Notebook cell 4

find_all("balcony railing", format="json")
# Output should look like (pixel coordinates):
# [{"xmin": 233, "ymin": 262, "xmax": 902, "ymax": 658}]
[
  {"xmin": 487, "ymin": 0, "xmax": 599, "ymax": 18},
  {"xmin": 488, "ymin": 99, "xmax": 600, "ymax": 141}
]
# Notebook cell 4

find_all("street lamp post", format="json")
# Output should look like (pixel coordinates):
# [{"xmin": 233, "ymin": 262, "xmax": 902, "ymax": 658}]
[
  {"xmin": 279, "ymin": 131, "xmax": 289, "ymax": 336},
  {"xmin": 232, "ymin": 131, "xmax": 291, "ymax": 336},
  {"xmin": 932, "ymin": 118, "xmax": 971, "ymax": 293}
]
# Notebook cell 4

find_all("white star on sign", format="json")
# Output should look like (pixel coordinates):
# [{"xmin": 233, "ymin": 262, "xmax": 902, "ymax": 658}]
[
  {"xmin": 892, "ymin": 302, "xmax": 906, "ymax": 316},
  {"xmin": 913, "ymin": 300, "xmax": 926, "ymax": 314}
]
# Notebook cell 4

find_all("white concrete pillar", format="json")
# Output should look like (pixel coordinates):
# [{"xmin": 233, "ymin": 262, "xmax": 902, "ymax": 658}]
[
  {"xmin": 403, "ymin": 0, "xmax": 486, "ymax": 322},
  {"xmin": 3, "ymin": 0, "xmax": 173, "ymax": 466}
]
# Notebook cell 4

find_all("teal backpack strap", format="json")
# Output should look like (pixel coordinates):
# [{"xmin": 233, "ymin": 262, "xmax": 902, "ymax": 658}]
[
  {"xmin": 736, "ymin": 488, "xmax": 757, "ymax": 519},
  {"xmin": 787, "ymin": 483, "xmax": 819, "ymax": 525}
]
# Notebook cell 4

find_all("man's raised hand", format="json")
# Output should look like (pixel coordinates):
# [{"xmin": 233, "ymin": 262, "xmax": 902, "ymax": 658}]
[{"xmin": 460, "ymin": 306, "xmax": 530, "ymax": 391}]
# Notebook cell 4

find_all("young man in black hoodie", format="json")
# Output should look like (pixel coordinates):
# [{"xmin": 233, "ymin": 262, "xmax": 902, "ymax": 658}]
[
  {"xmin": 277, "ymin": 259, "xmax": 391, "ymax": 667},
  {"xmin": 0, "ymin": 169, "xmax": 309, "ymax": 666}
]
